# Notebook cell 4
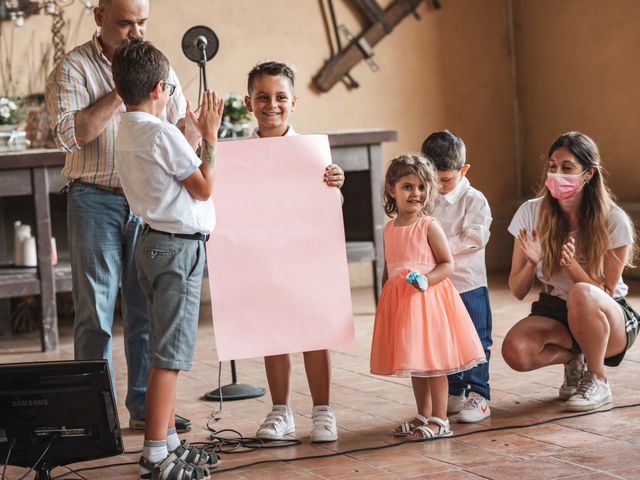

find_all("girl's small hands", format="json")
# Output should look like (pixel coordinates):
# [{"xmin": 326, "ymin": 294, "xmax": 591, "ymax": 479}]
[
  {"xmin": 324, "ymin": 164, "xmax": 345, "ymax": 188},
  {"xmin": 518, "ymin": 228, "xmax": 542, "ymax": 265},
  {"xmin": 560, "ymin": 236, "xmax": 576, "ymax": 268},
  {"xmin": 405, "ymin": 271, "xmax": 428, "ymax": 292},
  {"xmin": 411, "ymin": 279, "xmax": 427, "ymax": 292}
]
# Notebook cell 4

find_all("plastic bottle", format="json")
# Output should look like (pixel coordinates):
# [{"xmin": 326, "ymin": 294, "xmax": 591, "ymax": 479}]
[
  {"xmin": 13, "ymin": 220, "xmax": 23, "ymax": 266},
  {"xmin": 22, "ymin": 236, "xmax": 37, "ymax": 267},
  {"xmin": 14, "ymin": 222, "xmax": 32, "ymax": 267}
]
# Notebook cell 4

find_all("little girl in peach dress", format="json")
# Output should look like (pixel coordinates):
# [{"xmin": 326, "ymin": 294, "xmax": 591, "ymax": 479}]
[{"xmin": 370, "ymin": 154, "xmax": 486, "ymax": 440}]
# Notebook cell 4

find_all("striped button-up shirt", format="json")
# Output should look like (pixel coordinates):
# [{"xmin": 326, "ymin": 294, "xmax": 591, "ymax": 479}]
[{"xmin": 45, "ymin": 32, "xmax": 186, "ymax": 188}]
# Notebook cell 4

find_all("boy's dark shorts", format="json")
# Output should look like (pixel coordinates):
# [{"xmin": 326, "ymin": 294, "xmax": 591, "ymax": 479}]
[{"xmin": 530, "ymin": 293, "xmax": 639, "ymax": 367}]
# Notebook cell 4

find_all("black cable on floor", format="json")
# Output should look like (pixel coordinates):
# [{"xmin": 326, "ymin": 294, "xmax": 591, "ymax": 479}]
[
  {"xmin": 206, "ymin": 429, "xmax": 301, "ymax": 454},
  {"xmin": 25, "ymin": 401, "xmax": 640, "ymax": 479},
  {"xmin": 14, "ymin": 434, "xmax": 58, "ymax": 480},
  {"xmin": 209, "ymin": 401, "xmax": 640, "ymax": 475},
  {"xmin": 53, "ymin": 461, "xmax": 137, "ymax": 478},
  {"xmin": 54, "ymin": 465, "xmax": 88, "ymax": 480},
  {"xmin": 1, "ymin": 438, "xmax": 15, "ymax": 480}
]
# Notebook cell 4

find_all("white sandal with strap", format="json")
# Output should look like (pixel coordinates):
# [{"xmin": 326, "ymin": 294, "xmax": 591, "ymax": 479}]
[
  {"xmin": 393, "ymin": 413, "xmax": 429, "ymax": 437},
  {"xmin": 409, "ymin": 416, "xmax": 453, "ymax": 441}
]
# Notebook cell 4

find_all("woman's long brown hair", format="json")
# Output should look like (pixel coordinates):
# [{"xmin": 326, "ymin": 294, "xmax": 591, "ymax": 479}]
[{"xmin": 536, "ymin": 132, "xmax": 634, "ymax": 282}]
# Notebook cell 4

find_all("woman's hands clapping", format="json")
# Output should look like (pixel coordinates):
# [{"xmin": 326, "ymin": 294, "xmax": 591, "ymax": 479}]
[
  {"xmin": 518, "ymin": 229, "xmax": 542, "ymax": 266},
  {"xmin": 560, "ymin": 236, "xmax": 577, "ymax": 269}
]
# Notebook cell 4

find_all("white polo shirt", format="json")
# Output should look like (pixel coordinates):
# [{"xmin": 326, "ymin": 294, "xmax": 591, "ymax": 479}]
[
  {"xmin": 508, "ymin": 197, "xmax": 633, "ymax": 300},
  {"xmin": 115, "ymin": 111, "xmax": 216, "ymax": 235},
  {"xmin": 250, "ymin": 125, "xmax": 297, "ymax": 138},
  {"xmin": 433, "ymin": 177, "xmax": 492, "ymax": 293}
]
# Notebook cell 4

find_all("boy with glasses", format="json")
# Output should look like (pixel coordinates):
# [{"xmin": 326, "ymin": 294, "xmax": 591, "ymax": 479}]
[
  {"xmin": 113, "ymin": 38, "xmax": 223, "ymax": 479},
  {"xmin": 163, "ymin": 81, "xmax": 177, "ymax": 96}
]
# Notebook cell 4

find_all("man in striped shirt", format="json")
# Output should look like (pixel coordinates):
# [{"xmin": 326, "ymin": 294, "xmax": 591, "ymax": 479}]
[{"xmin": 45, "ymin": 0, "xmax": 192, "ymax": 433}]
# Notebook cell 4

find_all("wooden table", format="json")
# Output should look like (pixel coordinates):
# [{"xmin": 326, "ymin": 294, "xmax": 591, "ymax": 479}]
[
  {"xmin": 0, "ymin": 148, "xmax": 69, "ymax": 352},
  {"xmin": 328, "ymin": 129, "xmax": 397, "ymax": 298},
  {"xmin": 0, "ymin": 129, "xmax": 396, "ymax": 352}
]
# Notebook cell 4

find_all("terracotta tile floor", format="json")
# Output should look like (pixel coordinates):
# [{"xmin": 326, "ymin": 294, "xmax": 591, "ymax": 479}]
[{"xmin": 2, "ymin": 275, "xmax": 640, "ymax": 479}]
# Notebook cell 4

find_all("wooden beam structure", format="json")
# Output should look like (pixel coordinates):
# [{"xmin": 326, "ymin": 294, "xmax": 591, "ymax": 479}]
[{"xmin": 314, "ymin": 0, "xmax": 425, "ymax": 92}]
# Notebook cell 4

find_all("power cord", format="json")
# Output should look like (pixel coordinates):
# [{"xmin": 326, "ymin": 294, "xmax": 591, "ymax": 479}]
[
  {"xmin": 206, "ymin": 429, "xmax": 301, "ymax": 454},
  {"xmin": 45, "ymin": 401, "xmax": 640, "ymax": 478},
  {"xmin": 211, "ymin": 361, "xmax": 223, "ymax": 420},
  {"xmin": 1, "ymin": 438, "xmax": 16, "ymax": 480},
  {"xmin": 198, "ymin": 363, "xmax": 303, "ymax": 454},
  {"xmin": 53, "ymin": 465, "xmax": 88, "ymax": 480},
  {"xmin": 51, "ymin": 460, "xmax": 137, "ymax": 478},
  {"xmin": 13, "ymin": 433, "xmax": 59, "ymax": 480}
]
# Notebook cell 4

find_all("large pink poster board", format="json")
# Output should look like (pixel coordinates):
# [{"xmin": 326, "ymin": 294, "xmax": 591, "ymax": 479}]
[{"xmin": 206, "ymin": 134, "xmax": 354, "ymax": 361}]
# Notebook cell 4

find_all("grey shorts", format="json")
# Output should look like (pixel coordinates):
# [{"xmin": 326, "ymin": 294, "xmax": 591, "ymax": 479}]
[{"xmin": 136, "ymin": 229, "xmax": 206, "ymax": 371}]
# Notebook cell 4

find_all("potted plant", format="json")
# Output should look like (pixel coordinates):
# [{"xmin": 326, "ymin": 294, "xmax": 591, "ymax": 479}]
[
  {"xmin": 0, "ymin": 97, "xmax": 20, "ymax": 131},
  {"xmin": 218, "ymin": 93, "xmax": 252, "ymax": 139},
  {"xmin": 0, "ymin": 96, "xmax": 29, "ymax": 150}
]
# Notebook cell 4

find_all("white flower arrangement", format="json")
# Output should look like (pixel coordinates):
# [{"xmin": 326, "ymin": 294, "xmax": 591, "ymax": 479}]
[
  {"xmin": 218, "ymin": 93, "xmax": 252, "ymax": 139},
  {"xmin": 223, "ymin": 93, "xmax": 251, "ymax": 124},
  {"xmin": 0, "ymin": 97, "xmax": 19, "ymax": 125}
]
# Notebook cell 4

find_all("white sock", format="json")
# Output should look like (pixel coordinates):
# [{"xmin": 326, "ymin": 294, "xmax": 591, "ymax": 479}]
[
  {"xmin": 166, "ymin": 427, "xmax": 181, "ymax": 452},
  {"xmin": 143, "ymin": 439, "xmax": 168, "ymax": 463}
]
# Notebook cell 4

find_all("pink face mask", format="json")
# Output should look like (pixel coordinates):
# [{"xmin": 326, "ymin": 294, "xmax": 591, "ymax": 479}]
[{"xmin": 544, "ymin": 172, "xmax": 585, "ymax": 200}]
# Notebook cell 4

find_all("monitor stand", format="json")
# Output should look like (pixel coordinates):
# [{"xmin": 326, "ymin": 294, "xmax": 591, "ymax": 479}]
[{"xmin": 35, "ymin": 463, "xmax": 55, "ymax": 480}]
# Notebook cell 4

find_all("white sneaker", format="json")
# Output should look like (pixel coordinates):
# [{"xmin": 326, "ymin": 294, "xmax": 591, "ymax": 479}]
[
  {"xmin": 256, "ymin": 405, "xmax": 295, "ymax": 440},
  {"xmin": 309, "ymin": 405, "xmax": 337, "ymax": 442},
  {"xmin": 447, "ymin": 393, "xmax": 466, "ymax": 415},
  {"xmin": 565, "ymin": 371, "xmax": 612, "ymax": 412},
  {"xmin": 559, "ymin": 354, "xmax": 585, "ymax": 400},
  {"xmin": 456, "ymin": 393, "xmax": 491, "ymax": 423}
]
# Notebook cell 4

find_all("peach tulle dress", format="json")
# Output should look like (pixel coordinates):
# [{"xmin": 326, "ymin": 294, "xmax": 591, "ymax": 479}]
[{"xmin": 370, "ymin": 216, "xmax": 486, "ymax": 377}]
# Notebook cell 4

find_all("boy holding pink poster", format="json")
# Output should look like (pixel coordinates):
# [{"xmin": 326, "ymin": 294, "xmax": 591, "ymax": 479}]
[{"xmin": 244, "ymin": 61, "xmax": 345, "ymax": 442}]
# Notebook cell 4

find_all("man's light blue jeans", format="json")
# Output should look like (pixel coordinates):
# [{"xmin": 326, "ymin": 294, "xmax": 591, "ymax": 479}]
[{"xmin": 67, "ymin": 181, "xmax": 149, "ymax": 421}]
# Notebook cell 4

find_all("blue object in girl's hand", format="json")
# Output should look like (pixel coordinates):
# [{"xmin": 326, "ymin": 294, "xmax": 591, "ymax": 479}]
[{"xmin": 405, "ymin": 271, "xmax": 427, "ymax": 291}]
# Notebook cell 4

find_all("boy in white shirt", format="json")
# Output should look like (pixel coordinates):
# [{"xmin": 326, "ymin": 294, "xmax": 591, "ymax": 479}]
[
  {"xmin": 113, "ymin": 39, "xmax": 223, "ymax": 479},
  {"xmin": 244, "ymin": 61, "xmax": 345, "ymax": 443},
  {"xmin": 422, "ymin": 131, "xmax": 493, "ymax": 423}
]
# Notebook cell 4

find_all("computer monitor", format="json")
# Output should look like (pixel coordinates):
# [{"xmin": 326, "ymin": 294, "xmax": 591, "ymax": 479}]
[{"xmin": 0, "ymin": 360, "xmax": 124, "ymax": 478}]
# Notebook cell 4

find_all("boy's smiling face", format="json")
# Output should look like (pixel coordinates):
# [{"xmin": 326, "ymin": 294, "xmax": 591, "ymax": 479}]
[{"xmin": 245, "ymin": 74, "xmax": 297, "ymax": 138}]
